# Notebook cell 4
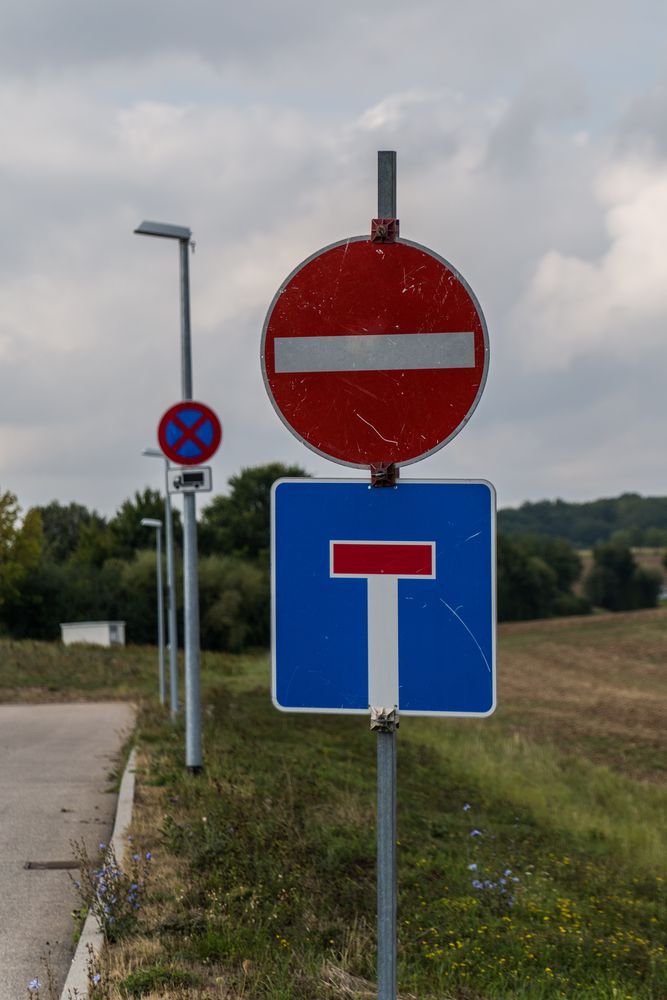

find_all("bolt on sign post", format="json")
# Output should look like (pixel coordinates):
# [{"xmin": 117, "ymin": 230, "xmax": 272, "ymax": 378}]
[{"xmin": 261, "ymin": 152, "xmax": 496, "ymax": 1000}]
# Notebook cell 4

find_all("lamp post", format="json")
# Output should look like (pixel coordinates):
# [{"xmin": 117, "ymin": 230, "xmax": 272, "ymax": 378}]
[
  {"xmin": 135, "ymin": 220, "xmax": 203, "ymax": 771},
  {"xmin": 142, "ymin": 447, "xmax": 179, "ymax": 719},
  {"xmin": 140, "ymin": 517, "xmax": 166, "ymax": 706}
]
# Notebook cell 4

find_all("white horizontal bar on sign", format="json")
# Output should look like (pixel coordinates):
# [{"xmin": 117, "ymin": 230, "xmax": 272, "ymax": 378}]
[{"xmin": 274, "ymin": 332, "xmax": 475, "ymax": 374}]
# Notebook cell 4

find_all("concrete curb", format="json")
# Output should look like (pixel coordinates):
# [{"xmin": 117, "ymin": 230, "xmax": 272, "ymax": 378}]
[{"xmin": 60, "ymin": 747, "xmax": 137, "ymax": 999}]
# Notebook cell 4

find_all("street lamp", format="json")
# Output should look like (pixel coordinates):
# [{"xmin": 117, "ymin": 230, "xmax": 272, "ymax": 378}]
[
  {"xmin": 133, "ymin": 222, "xmax": 194, "ymax": 403},
  {"xmin": 140, "ymin": 517, "xmax": 166, "ymax": 706},
  {"xmin": 142, "ymin": 447, "xmax": 179, "ymax": 719},
  {"xmin": 135, "ymin": 219, "xmax": 203, "ymax": 772}
]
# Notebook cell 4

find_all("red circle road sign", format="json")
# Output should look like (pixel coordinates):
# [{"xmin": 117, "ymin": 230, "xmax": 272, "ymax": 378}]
[
  {"xmin": 157, "ymin": 401, "xmax": 222, "ymax": 465},
  {"xmin": 261, "ymin": 237, "xmax": 489, "ymax": 468}
]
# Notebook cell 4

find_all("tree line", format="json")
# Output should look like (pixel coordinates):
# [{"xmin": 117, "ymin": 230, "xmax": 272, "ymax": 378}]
[
  {"xmin": 0, "ymin": 469, "xmax": 663, "ymax": 650},
  {"xmin": 0, "ymin": 463, "xmax": 303, "ymax": 650},
  {"xmin": 498, "ymin": 492, "xmax": 667, "ymax": 548},
  {"xmin": 497, "ymin": 534, "xmax": 662, "ymax": 621}
]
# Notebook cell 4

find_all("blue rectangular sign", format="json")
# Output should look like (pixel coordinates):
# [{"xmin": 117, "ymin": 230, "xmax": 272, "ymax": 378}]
[{"xmin": 271, "ymin": 479, "xmax": 496, "ymax": 717}]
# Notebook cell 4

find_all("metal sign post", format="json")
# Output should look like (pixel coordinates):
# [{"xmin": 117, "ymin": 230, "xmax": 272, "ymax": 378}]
[
  {"xmin": 374, "ymin": 149, "xmax": 398, "ymax": 1000},
  {"xmin": 264, "ymin": 153, "xmax": 496, "ymax": 1000},
  {"xmin": 157, "ymin": 398, "xmax": 221, "ymax": 771},
  {"xmin": 271, "ymin": 478, "xmax": 496, "ymax": 1000},
  {"xmin": 135, "ymin": 220, "xmax": 207, "ymax": 772},
  {"xmin": 142, "ymin": 446, "xmax": 180, "ymax": 720},
  {"xmin": 373, "ymin": 705, "xmax": 397, "ymax": 1000},
  {"xmin": 140, "ymin": 517, "xmax": 166, "ymax": 707},
  {"xmin": 162, "ymin": 458, "xmax": 180, "ymax": 719},
  {"xmin": 179, "ymin": 240, "xmax": 203, "ymax": 773}
]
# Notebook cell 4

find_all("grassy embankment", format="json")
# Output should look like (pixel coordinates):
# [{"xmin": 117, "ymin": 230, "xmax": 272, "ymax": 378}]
[{"xmin": 1, "ymin": 611, "xmax": 665, "ymax": 999}]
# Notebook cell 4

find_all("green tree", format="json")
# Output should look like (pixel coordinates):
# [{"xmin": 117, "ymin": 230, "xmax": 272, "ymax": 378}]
[
  {"xmin": 498, "ymin": 492, "xmax": 667, "ymax": 548},
  {"xmin": 1, "ymin": 558, "xmax": 70, "ymax": 639},
  {"xmin": 70, "ymin": 519, "xmax": 115, "ymax": 568},
  {"xmin": 497, "ymin": 535, "xmax": 558, "ymax": 621},
  {"xmin": 36, "ymin": 500, "xmax": 106, "ymax": 562},
  {"xmin": 198, "ymin": 555, "xmax": 269, "ymax": 651},
  {"xmin": 584, "ymin": 542, "xmax": 661, "ymax": 611},
  {"xmin": 634, "ymin": 566, "xmax": 664, "ymax": 606},
  {"xmin": 517, "ymin": 535, "xmax": 583, "ymax": 592},
  {"xmin": 109, "ymin": 488, "xmax": 181, "ymax": 560},
  {"xmin": 0, "ymin": 492, "xmax": 43, "ymax": 606},
  {"xmin": 199, "ymin": 463, "xmax": 308, "ymax": 562},
  {"xmin": 497, "ymin": 533, "xmax": 590, "ymax": 622},
  {"xmin": 114, "ymin": 551, "xmax": 163, "ymax": 644},
  {"xmin": 645, "ymin": 527, "xmax": 667, "ymax": 547}
]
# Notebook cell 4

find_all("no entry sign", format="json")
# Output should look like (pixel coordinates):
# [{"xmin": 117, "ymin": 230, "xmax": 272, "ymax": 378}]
[
  {"xmin": 158, "ymin": 401, "xmax": 222, "ymax": 465},
  {"xmin": 261, "ymin": 237, "xmax": 489, "ymax": 468}
]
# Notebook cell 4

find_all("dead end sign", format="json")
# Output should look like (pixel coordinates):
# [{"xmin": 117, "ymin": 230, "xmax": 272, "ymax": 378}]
[
  {"xmin": 261, "ymin": 237, "xmax": 489, "ymax": 468},
  {"xmin": 271, "ymin": 478, "xmax": 496, "ymax": 716}
]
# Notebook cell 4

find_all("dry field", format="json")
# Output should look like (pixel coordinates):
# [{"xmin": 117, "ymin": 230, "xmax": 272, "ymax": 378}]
[{"xmin": 495, "ymin": 608, "xmax": 667, "ymax": 782}]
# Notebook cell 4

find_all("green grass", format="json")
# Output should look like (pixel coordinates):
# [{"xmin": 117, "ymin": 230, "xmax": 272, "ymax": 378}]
[
  {"xmin": 2, "ymin": 625, "xmax": 665, "ymax": 998},
  {"xmin": 118, "ymin": 964, "xmax": 202, "ymax": 997},
  {"xmin": 413, "ymin": 723, "xmax": 667, "ymax": 871},
  {"xmin": 0, "ymin": 637, "xmax": 245, "ymax": 703},
  {"xmin": 0, "ymin": 638, "xmax": 158, "ymax": 700},
  {"xmin": 131, "ymin": 672, "xmax": 665, "ymax": 999}
]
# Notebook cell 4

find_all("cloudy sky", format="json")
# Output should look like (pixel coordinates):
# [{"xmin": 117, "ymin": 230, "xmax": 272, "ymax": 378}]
[{"xmin": 1, "ymin": 0, "xmax": 666, "ymax": 518}]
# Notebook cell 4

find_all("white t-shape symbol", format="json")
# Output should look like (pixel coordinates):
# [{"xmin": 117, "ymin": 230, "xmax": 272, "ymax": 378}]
[{"xmin": 330, "ymin": 540, "xmax": 436, "ymax": 711}]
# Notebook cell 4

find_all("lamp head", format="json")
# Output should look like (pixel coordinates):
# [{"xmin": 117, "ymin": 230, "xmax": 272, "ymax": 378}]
[{"xmin": 134, "ymin": 220, "xmax": 191, "ymax": 241}]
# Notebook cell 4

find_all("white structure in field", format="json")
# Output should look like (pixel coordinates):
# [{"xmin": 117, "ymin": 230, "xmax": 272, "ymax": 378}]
[{"xmin": 60, "ymin": 621, "xmax": 126, "ymax": 647}]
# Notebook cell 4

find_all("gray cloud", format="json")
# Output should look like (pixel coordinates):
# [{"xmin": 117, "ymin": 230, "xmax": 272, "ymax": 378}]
[
  {"xmin": 615, "ymin": 82, "xmax": 667, "ymax": 156},
  {"xmin": 1, "ymin": 1, "xmax": 667, "ymax": 516}
]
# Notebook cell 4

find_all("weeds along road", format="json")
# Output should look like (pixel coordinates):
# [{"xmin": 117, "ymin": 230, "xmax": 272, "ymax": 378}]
[{"xmin": 0, "ymin": 703, "xmax": 135, "ymax": 1000}]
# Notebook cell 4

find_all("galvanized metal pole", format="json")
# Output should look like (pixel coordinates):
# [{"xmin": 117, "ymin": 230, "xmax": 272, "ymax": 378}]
[
  {"xmin": 163, "ymin": 459, "xmax": 179, "ymax": 718},
  {"xmin": 378, "ymin": 150, "xmax": 397, "ymax": 221},
  {"xmin": 180, "ymin": 238, "xmax": 193, "ymax": 401},
  {"xmin": 156, "ymin": 524, "xmax": 166, "ymax": 705},
  {"xmin": 179, "ymin": 236, "xmax": 203, "ymax": 772},
  {"xmin": 375, "ymin": 149, "xmax": 398, "ymax": 1000},
  {"xmin": 376, "ymin": 713, "xmax": 397, "ymax": 1000}
]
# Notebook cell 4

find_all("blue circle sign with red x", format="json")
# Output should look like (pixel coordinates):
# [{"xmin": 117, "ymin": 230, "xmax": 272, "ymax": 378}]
[{"xmin": 157, "ymin": 401, "xmax": 222, "ymax": 465}]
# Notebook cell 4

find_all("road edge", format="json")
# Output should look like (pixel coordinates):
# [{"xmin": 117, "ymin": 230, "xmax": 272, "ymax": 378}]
[{"xmin": 60, "ymin": 746, "xmax": 137, "ymax": 999}]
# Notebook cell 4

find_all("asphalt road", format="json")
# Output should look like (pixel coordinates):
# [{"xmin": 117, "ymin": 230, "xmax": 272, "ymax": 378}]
[{"xmin": 0, "ymin": 703, "xmax": 135, "ymax": 1000}]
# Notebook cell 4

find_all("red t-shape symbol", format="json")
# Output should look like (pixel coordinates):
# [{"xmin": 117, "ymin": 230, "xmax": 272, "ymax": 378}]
[{"xmin": 330, "ymin": 540, "xmax": 436, "ymax": 712}]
